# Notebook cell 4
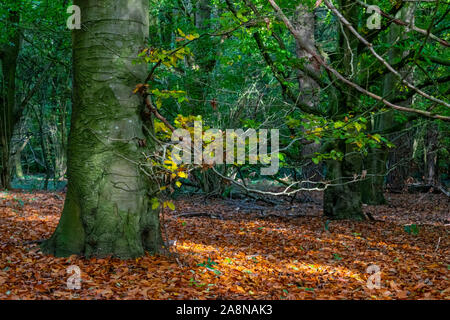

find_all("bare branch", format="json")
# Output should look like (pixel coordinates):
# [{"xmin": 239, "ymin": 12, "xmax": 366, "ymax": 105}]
[
  {"xmin": 356, "ymin": 0, "xmax": 449, "ymax": 48},
  {"xmin": 323, "ymin": 0, "xmax": 449, "ymax": 109},
  {"xmin": 266, "ymin": 0, "xmax": 450, "ymax": 121}
]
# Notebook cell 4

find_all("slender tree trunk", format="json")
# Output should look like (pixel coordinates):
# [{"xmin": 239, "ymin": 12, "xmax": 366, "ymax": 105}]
[
  {"xmin": 32, "ymin": 104, "xmax": 52, "ymax": 190},
  {"xmin": 424, "ymin": 122, "xmax": 439, "ymax": 186},
  {"xmin": 188, "ymin": 0, "xmax": 215, "ymax": 115},
  {"xmin": 42, "ymin": 0, "xmax": 162, "ymax": 258},
  {"xmin": 294, "ymin": 4, "xmax": 319, "ymax": 111},
  {"xmin": 160, "ymin": 6, "xmax": 173, "ymax": 47},
  {"xmin": 13, "ymin": 136, "xmax": 29, "ymax": 180},
  {"xmin": 0, "ymin": 11, "xmax": 20, "ymax": 189},
  {"xmin": 10, "ymin": 108, "xmax": 30, "ymax": 181},
  {"xmin": 294, "ymin": 4, "xmax": 322, "ymax": 183},
  {"xmin": 188, "ymin": 0, "xmax": 224, "ymax": 195},
  {"xmin": 59, "ymin": 100, "xmax": 67, "ymax": 179},
  {"xmin": 362, "ymin": 5, "xmax": 415, "ymax": 203}
]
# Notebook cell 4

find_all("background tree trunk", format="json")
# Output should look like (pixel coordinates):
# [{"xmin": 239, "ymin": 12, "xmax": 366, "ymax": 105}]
[
  {"xmin": 187, "ymin": 0, "xmax": 215, "ymax": 115},
  {"xmin": 323, "ymin": 0, "xmax": 364, "ymax": 220},
  {"xmin": 424, "ymin": 122, "xmax": 439, "ymax": 186},
  {"xmin": 11, "ymin": 121, "xmax": 30, "ymax": 180},
  {"xmin": 42, "ymin": 0, "xmax": 162, "ymax": 258},
  {"xmin": 0, "ymin": 10, "xmax": 21, "ymax": 189},
  {"xmin": 362, "ymin": 4, "xmax": 415, "ymax": 204},
  {"xmin": 294, "ymin": 4, "xmax": 322, "ymax": 184}
]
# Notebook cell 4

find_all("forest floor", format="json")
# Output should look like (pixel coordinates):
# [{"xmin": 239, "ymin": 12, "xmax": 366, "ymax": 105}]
[{"xmin": 0, "ymin": 190, "xmax": 449, "ymax": 300}]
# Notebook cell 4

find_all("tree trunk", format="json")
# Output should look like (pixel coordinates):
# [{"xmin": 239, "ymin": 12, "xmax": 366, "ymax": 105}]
[
  {"xmin": 42, "ymin": 0, "xmax": 162, "ymax": 259},
  {"xmin": 13, "ymin": 136, "xmax": 29, "ymax": 180},
  {"xmin": 294, "ymin": 4, "xmax": 322, "ymax": 183},
  {"xmin": 424, "ymin": 122, "xmax": 439, "ymax": 186},
  {"xmin": 188, "ymin": 0, "xmax": 223, "ymax": 194},
  {"xmin": 324, "ymin": 141, "xmax": 365, "ymax": 220},
  {"xmin": 361, "ymin": 143, "xmax": 388, "ymax": 204},
  {"xmin": 160, "ymin": 6, "xmax": 173, "ymax": 47},
  {"xmin": 294, "ymin": 4, "xmax": 319, "ymax": 111},
  {"xmin": 362, "ymin": 4, "xmax": 415, "ymax": 203},
  {"xmin": 32, "ymin": 103, "xmax": 52, "ymax": 190},
  {"xmin": 0, "ymin": 11, "xmax": 20, "ymax": 189},
  {"xmin": 187, "ymin": 0, "xmax": 215, "ymax": 115},
  {"xmin": 323, "ymin": 0, "xmax": 364, "ymax": 220}
]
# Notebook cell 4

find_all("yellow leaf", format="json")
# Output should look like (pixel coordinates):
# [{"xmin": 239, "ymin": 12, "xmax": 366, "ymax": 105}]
[
  {"xmin": 186, "ymin": 34, "xmax": 199, "ymax": 41},
  {"xmin": 372, "ymin": 134, "xmax": 381, "ymax": 143},
  {"xmin": 178, "ymin": 171, "xmax": 187, "ymax": 179},
  {"xmin": 164, "ymin": 201, "xmax": 175, "ymax": 210}
]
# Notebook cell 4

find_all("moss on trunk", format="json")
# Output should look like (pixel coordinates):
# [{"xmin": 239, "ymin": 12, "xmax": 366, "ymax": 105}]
[
  {"xmin": 42, "ymin": 0, "xmax": 162, "ymax": 259},
  {"xmin": 324, "ymin": 142, "xmax": 365, "ymax": 220},
  {"xmin": 323, "ymin": 0, "xmax": 365, "ymax": 220}
]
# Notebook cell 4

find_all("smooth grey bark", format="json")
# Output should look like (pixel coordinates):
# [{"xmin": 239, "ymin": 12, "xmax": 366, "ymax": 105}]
[
  {"xmin": 11, "ymin": 119, "xmax": 30, "ymax": 180},
  {"xmin": 294, "ymin": 4, "xmax": 320, "ymax": 111},
  {"xmin": 293, "ymin": 4, "xmax": 322, "ymax": 182},
  {"xmin": 42, "ymin": 0, "xmax": 162, "ymax": 258},
  {"xmin": 424, "ymin": 122, "xmax": 439, "ymax": 185}
]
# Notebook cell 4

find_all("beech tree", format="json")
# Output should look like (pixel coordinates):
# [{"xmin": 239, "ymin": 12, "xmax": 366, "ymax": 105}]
[{"xmin": 42, "ymin": 0, "xmax": 162, "ymax": 258}]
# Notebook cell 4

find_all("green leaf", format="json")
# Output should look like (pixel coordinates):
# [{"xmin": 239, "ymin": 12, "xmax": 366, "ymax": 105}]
[
  {"xmin": 151, "ymin": 198, "xmax": 159, "ymax": 210},
  {"xmin": 333, "ymin": 253, "xmax": 343, "ymax": 261}
]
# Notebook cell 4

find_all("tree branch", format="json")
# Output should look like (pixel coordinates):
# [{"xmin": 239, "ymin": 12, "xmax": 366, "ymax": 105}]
[
  {"xmin": 357, "ymin": 0, "xmax": 449, "ymax": 48},
  {"xmin": 323, "ymin": 0, "xmax": 449, "ymax": 109},
  {"xmin": 267, "ymin": 0, "xmax": 450, "ymax": 121}
]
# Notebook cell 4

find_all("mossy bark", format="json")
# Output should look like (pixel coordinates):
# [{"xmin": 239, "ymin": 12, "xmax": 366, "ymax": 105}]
[
  {"xmin": 324, "ymin": 142, "xmax": 365, "ymax": 220},
  {"xmin": 361, "ymin": 147, "xmax": 388, "ymax": 205},
  {"xmin": 362, "ymin": 112, "xmax": 391, "ymax": 205},
  {"xmin": 323, "ymin": 0, "xmax": 364, "ymax": 220},
  {"xmin": 41, "ymin": 0, "xmax": 162, "ymax": 259}
]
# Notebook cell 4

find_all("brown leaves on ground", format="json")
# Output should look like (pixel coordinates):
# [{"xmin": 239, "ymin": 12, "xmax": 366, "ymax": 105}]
[{"xmin": 0, "ymin": 190, "xmax": 448, "ymax": 300}]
